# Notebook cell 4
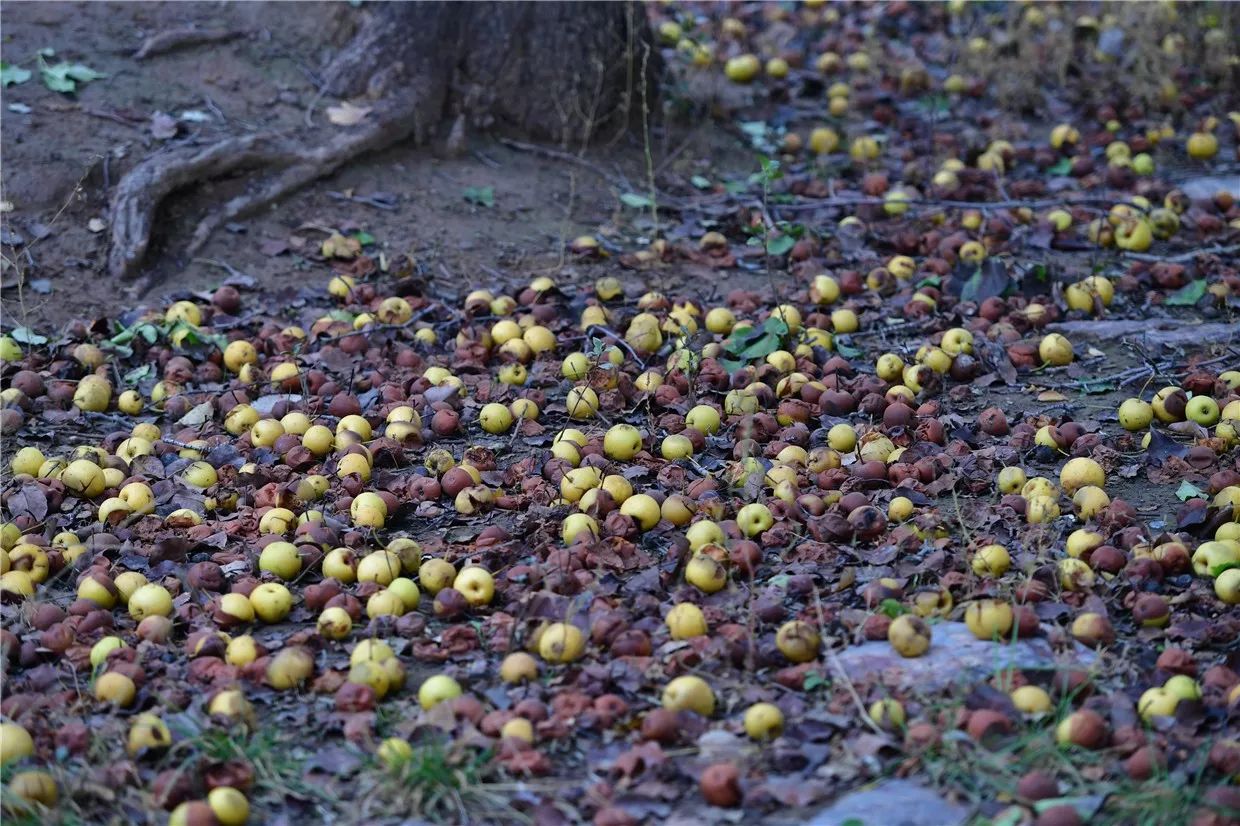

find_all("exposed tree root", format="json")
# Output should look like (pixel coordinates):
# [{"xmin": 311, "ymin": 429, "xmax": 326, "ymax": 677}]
[
  {"xmin": 107, "ymin": 1, "xmax": 652, "ymax": 279},
  {"xmin": 108, "ymin": 95, "xmax": 419, "ymax": 279}
]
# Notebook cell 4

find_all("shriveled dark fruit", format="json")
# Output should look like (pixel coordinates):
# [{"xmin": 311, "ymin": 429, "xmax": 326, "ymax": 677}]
[
  {"xmin": 1034, "ymin": 805, "xmax": 1083, "ymax": 826},
  {"xmin": 699, "ymin": 763, "xmax": 742, "ymax": 807},
  {"xmin": 966, "ymin": 709, "xmax": 1012, "ymax": 748},
  {"xmin": 1017, "ymin": 770, "xmax": 1059, "ymax": 801}
]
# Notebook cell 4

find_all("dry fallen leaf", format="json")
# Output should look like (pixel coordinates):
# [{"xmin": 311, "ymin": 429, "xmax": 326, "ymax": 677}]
[{"xmin": 326, "ymin": 101, "xmax": 372, "ymax": 126}]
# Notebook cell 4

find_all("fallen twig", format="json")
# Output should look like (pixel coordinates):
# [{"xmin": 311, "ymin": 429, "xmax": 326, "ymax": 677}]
[
  {"xmin": 1122, "ymin": 242, "xmax": 1240, "ymax": 263},
  {"xmin": 134, "ymin": 27, "xmax": 244, "ymax": 60}
]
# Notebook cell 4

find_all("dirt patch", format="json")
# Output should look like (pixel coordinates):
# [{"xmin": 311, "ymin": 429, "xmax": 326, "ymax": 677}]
[{"xmin": 1, "ymin": 1, "xmax": 649, "ymax": 329}]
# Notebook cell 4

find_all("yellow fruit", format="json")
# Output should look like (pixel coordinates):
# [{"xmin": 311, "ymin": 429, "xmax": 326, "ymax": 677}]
[
  {"xmin": 538, "ymin": 622, "xmax": 586, "ymax": 663},
  {"xmin": 0, "ymin": 721, "xmax": 35, "ymax": 765},
  {"xmin": 662, "ymin": 675, "xmax": 715, "ymax": 716},
  {"xmin": 887, "ymin": 614, "xmax": 931, "ymax": 657},
  {"xmin": 725, "ymin": 54, "xmax": 761, "ymax": 83},
  {"xmin": 743, "ymin": 702, "xmax": 785, "ymax": 740},
  {"xmin": 1038, "ymin": 333, "xmax": 1073, "ymax": 366},
  {"xmin": 965, "ymin": 600, "xmax": 1014, "ymax": 639},
  {"xmin": 128, "ymin": 713, "xmax": 173, "ymax": 755},
  {"xmin": 775, "ymin": 620, "xmax": 820, "ymax": 663},
  {"xmin": 267, "ymin": 647, "xmax": 314, "ymax": 689},
  {"xmin": 8, "ymin": 770, "xmax": 57, "ymax": 806},
  {"xmin": 1186, "ymin": 131, "xmax": 1218, "ymax": 160},
  {"xmin": 685, "ymin": 554, "xmax": 727, "ymax": 593},
  {"xmin": 1011, "ymin": 685, "xmax": 1053, "ymax": 714},
  {"xmin": 603, "ymin": 424, "xmax": 643, "ymax": 460},
  {"xmin": 129, "ymin": 583, "xmax": 173, "ymax": 620},
  {"xmin": 1060, "ymin": 457, "xmax": 1104, "ymax": 495},
  {"xmin": 500, "ymin": 652, "xmax": 539, "ymax": 684},
  {"xmin": 869, "ymin": 698, "xmax": 905, "ymax": 730},
  {"xmin": 566, "ymin": 386, "xmax": 600, "ymax": 419},
  {"xmin": 250, "ymin": 582, "xmax": 292, "ymax": 622},
  {"xmin": 666, "ymin": 603, "xmax": 708, "ymax": 639},
  {"xmin": 95, "ymin": 671, "xmax": 137, "ymax": 706},
  {"xmin": 972, "ymin": 544, "xmax": 1011, "ymax": 577},
  {"xmin": 208, "ymin": 787, "xmax": 250, "ymax": 826}
]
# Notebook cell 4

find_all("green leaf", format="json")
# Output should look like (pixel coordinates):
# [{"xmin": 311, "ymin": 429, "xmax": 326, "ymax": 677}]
[
  {"xmin": 835, "ymin": 341, "xmax": 861, "ymax": 358},
  {"xmin": 463, "ymin": 186, "xmax": 494, "ymax": 208},
  {"xmin": 123, "ymin": 364, "xmax": 152, "ymax": 384},
  {"xmin": 690, "ymin": 175, "xmax": 711, "ymax": 190},
  {"xmin": 327, "ymin": 309, "xmax": 355, "ymax": 323},
  {"xmin": 803, "ymin": 672, "xmax": 830, "ymax": 692},
  {"xmin": 40, "ymin": 61, "xmax": 106, "ymax": 93},
  {"xmin": 353, "ymin": 231, "xmax": 375, "ymax": 246},
  {"xmin": 761, "ymin": 316, "xmax": 789, "ymax": 337},
  {"xmin": 960, "ymin": 267, "xmax": 984, "ymax": 303},
  {"xmin": 1, "ymin": 63, "xmax": 32, "ymax": 87},
  {"xmin": 880, "ymin": 598, "xmax": 906, "ymax": 618},
  {"xmin": 765, "ymin": 234, "xmax": 796, "ymax": 256},
  {"xmin": 1166, "ymin": 279, "xmax": 1206, "ymax": 306},
  {"xmin": 719, "ymin": 357, "xmax": 746, "ymax": 373},
  {"xmin": 618, "ymin": 192, "xmax": 653, "ymax": 209},
  {"xmin": 1175, "ymin": 481, "xmax": 1206, "ymax": 501},
  {"xmin": 1046, "ymin": 158, "xmax": 1073, "ymax": 176},
  {"xmin": 735, "ymin": 333, "xmax": 782, "ymax": 361},
  {"xmin": 9, "ymin": 326, "xmax": 47, "ymax": 345},
  {"xmin": 1211, "ymin": 562, "xmax": 1239, "ymax": 577}
]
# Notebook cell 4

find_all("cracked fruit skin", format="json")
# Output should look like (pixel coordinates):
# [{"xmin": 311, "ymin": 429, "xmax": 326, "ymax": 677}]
[
  {"xmin": 887, "ymin": 615, "xmax": 932, "ymax": 657},
  {"xmin": 776, "ymin": 620, "xmax": 821, "ymax": 663},
  {"xmin": 662, "ymin": 675, "xmax": 715, "ymax": 716}
]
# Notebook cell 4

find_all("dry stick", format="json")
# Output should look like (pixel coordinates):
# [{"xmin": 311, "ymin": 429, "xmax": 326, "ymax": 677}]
[
  {"xmin": 1122, "ymin": 242, "xmax": 1240, "ymax": 263},
  {"xmin": 134, "ymin": 27, "xmax": 244, "ymax": 60}
]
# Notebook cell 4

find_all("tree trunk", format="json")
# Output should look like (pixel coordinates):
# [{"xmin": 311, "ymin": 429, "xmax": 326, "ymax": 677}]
[
  {"xmin": 325, "ymin": 1, "xmax": 655, "ymax": 146},
  {"xmin": 108, "ymin": 1, "xmax": 654, "ymax": 278}
]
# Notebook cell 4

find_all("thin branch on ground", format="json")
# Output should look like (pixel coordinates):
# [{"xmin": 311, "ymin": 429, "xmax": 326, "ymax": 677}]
[{"xmin": 134, "ymin": 27, "xmax": 245, "ymax": 60}]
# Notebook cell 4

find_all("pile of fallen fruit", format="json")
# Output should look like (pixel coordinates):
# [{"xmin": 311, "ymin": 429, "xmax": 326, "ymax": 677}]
[{"xmin": 2, "ymin": 2, "xmax": 1240, "ymax": 825}]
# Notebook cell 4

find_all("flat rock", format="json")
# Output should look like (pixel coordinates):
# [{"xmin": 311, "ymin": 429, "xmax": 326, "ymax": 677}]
[
  {"xmin": 1178, "ymin": 174, "xmax": 1240, "ymax": 201},
  {"xmin": 833, "ymin": 622, "xmax": 1093, "ymax": 691},
  {"xmin": 802, "ymin": 779, "xmax": 969, "ymax": 826}
]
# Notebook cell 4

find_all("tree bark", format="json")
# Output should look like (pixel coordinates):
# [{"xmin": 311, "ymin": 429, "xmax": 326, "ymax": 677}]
[
  {"xmin": 325, "ymin": 1, "xmax": 654, "ymax": 146},
  {"xmin": 108, "ymin": 1, "xmax": 654, "ymax": 278}
]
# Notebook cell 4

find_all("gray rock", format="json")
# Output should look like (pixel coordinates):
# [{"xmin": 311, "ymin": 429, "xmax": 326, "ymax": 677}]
[
  {"xmin": 833, "ymin": 622, "xmax": 1094, "ymax": 691},
  {"xmin": 802, "ymin": 779, "xmax": 969, "ymax": 826},
  {"xmin": 1178, "ymin": 174, "xmax": 1240, "ymax": 201}
]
